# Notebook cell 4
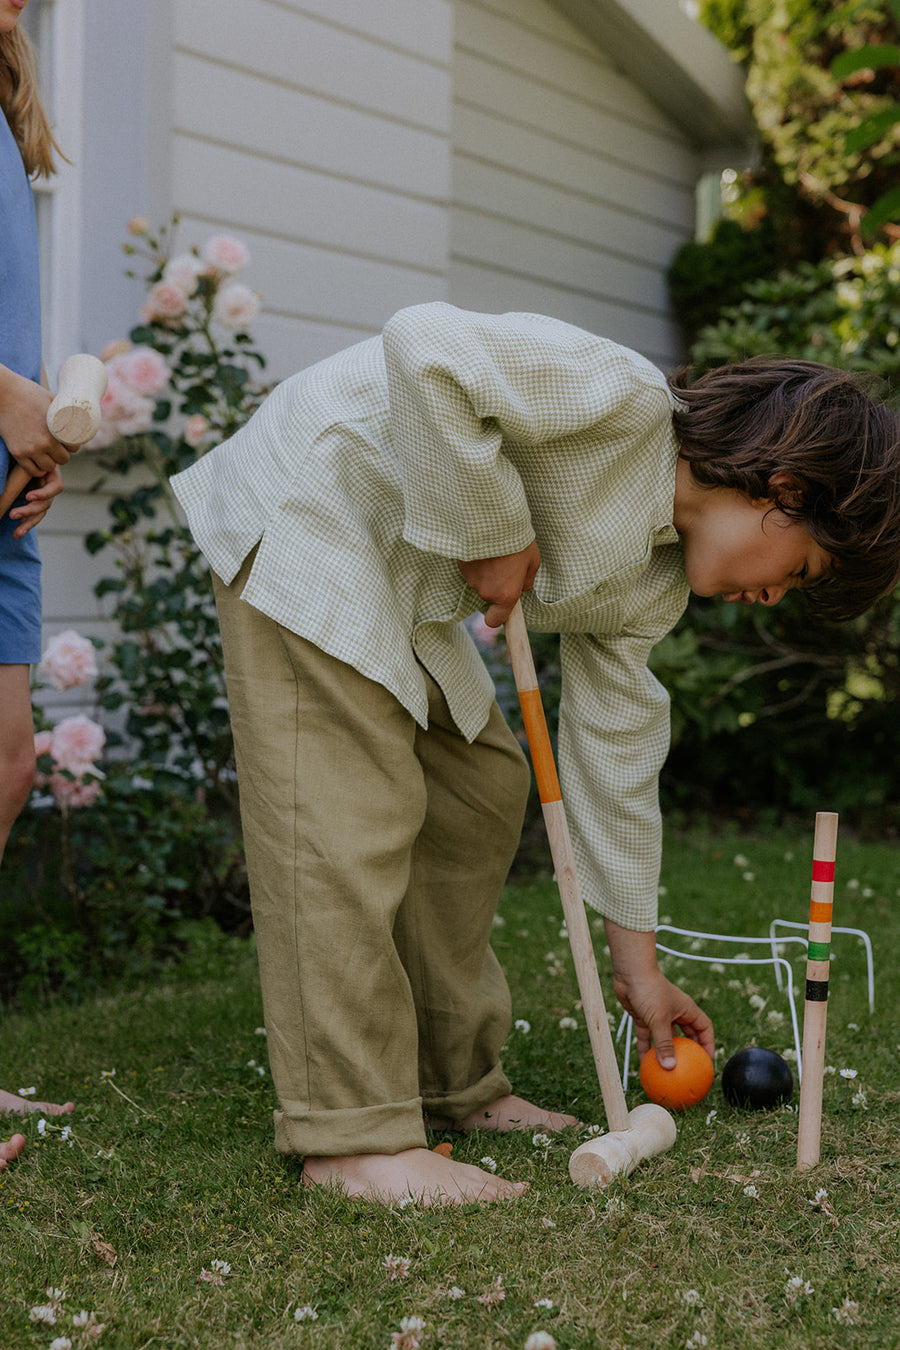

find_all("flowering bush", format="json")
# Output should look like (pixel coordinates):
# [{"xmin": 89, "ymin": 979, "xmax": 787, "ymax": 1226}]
[
  {"xmin": 4, "ymin": 221, "xmax": 262, "ymax": 1000},
  {"xmin": 82, "ymin": 218, "xmax": 269, "ymax": 799}
]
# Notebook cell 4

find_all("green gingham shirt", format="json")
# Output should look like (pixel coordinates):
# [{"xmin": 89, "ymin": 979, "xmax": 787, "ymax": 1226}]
[{"xmin": 171, "ymin": 303, "xmax": 690, "ymax": 930}]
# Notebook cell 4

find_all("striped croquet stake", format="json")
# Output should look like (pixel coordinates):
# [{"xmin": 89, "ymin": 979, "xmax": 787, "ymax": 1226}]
[{"xmin": 797, "ymin": 811, "xmax": 839, "ymax": 1170}]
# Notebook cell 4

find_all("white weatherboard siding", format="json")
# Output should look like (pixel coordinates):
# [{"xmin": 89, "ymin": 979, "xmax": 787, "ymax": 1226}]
[
  {"xmin": 34, "ymin": 0, "xmax": 750, "ymax": 713},
  {"xmin": 170, "ymin": 0, "xmax": 454, "ymax": 377},
  {"xmin": 450, "ymin": 0, "xmax": 698, "ymax": 369}
]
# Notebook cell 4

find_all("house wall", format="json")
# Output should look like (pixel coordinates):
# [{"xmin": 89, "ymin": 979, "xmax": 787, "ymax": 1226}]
[
  {"xmin": 450, "ymin": 0, "xmax": 698, "ymax": 369},
  {"xmin": 35, "ymin": 0, "xmax": 727, "ymax": 715}
]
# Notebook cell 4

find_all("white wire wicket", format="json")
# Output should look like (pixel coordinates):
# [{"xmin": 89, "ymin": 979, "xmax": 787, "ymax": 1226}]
[
  {"xmin": 614, "ymin": 920, "xmax": 874, "ymax": 1092},
  {"xmin": 768, "ymin": 919, "xmax": 875, "ymax": 1013}
]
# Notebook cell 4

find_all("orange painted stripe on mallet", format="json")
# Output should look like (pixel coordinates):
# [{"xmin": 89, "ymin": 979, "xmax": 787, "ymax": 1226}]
[{"xmin": 517, "ymin": 688, "xmax": 561, "ymax": 803}]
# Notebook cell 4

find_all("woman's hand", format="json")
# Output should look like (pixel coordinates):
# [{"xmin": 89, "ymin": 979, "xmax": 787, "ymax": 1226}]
[
  {"xmin": 0, "ymin": 367, "xmax": 72, "ymax": 477},
  {"xmin": 457, "ymin": 540, "xmax": 542, "ymax": 627},
  {"xmin": 7, "ymin": 466, "xmax": 64, "ymax": 537}
]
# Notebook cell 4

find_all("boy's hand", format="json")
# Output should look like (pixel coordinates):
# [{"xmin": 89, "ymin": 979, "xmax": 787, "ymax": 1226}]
[
  {"xmin": 604, "ymin": 920, "xmax": 715, "ymax": 1069},
  {"xmin": 457, "ymin": 541, "xmax": 542, "ymax": 627}
]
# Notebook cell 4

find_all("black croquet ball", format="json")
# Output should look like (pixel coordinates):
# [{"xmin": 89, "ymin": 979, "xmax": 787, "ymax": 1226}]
[{"xmin": 721, "ymin": 1047, "xmax": 794, "ymax": 1110}]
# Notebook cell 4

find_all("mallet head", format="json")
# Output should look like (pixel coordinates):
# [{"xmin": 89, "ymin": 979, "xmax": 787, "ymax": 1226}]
[{"xmin": 568, "ymin": 1102, "xmax": 677, "ymax": 1188}]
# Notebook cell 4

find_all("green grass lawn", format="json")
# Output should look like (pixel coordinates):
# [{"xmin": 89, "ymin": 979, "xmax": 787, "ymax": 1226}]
[{"xmin": 3, "ymin": 824, "xmax": 900, "ymax": 1349}]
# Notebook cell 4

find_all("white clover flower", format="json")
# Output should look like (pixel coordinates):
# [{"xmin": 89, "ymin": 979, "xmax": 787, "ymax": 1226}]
[
  {"xmin": 48, "ymin": 1339, "xmax": 72, "ymax": 1350},
  {"xmin": 733, "ymin": 854, "xmax": 749, "ymax": 868},
  {"xmin": 541, "ymin": 1216, "xmax": 557, "ymax": 1229},
  {"xmin": 584, "ymin": 1124, "xmax": 603, "ymax": 1137},
  {"xmin": 534, "ymin": 1296, "xmax": 556, "ymax": 1309},
  {"xmin": 293, "ymin": 1305, "xmax": 318, "ymax": 1321},
  {"xmin": 558, "ymin": 1016, "xmax": 578, "ymax": 1031},
  {"xmin": 384, "ymin": 1254, "xmax": 412, "ymax": 1280},
  {"xmin": 743, "ymin": 1184, "xmax": 759, "ymax": 1198},
  {"xmin": 852, "ymin": 1091, "xmax": 868, "ymax": 1108},
  {"xmin": 832, "ymin": 1297, "xmax": 860, "ymax": 1326},
  {"xmin": 766, "ymin": 1010, "xmax": 784, "ymax": 1027},
  {"xmin": 29, "ymin": 1306, "xmax": 59, "ymax": 1325},
  {"xmin": 749, "ymin": 994, "xmax": 766, "ymax": 1011},
  {"xmin": 532, "ymin": 1132, "xmax": 552, "ymax": 1150},
  {"xmin": 742, "ymin": 871, "xmax": 755, "ymax": 882},
  {"xmin": 447, "ymin": 1286, "xmax": 466, "ymax": 1299},
  {"xmin": 480, "ymin": 1156, "xmax": 498, "ymax": 1172},
  {"xmin": 605, "ymin": 1196, "xmax": 625, "ymax": 1213},
  {"xmin": 514, "ymin": 1019, "xmax": 531, "ymax": 1034},
  {"xmin": 785, "ymin": 1274, "xmax": 814, "ymax": 1301},
  {"xmin": 705, "ymin": 1110, "xmax": 717, "ymax": 1126},
  {"xmin": 681, "ymin": 1288, "xmax": 702, "ymax": 1305},
  {"xmin": 524, "ymin": 1333, "xmax": 557, "ymax": 1350},
  {"xmin": 824, "ymin": 1063, "xmax": 836, "ymax": 1074},
  {"xmin": 685, "ymin": 1333, "xmax": 708, "ymax": 1348},
  {"xmin": 254, "ymin": 1027, "xmax": 267, "ymax": 1036}
]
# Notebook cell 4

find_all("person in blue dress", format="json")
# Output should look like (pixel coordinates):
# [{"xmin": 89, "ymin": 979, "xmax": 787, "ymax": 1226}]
[{"xmin": 0, "ymin": 0, "xmax": 75, "ymax": 1165}]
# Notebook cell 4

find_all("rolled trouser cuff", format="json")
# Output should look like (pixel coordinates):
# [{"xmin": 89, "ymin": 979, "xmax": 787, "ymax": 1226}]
[
  {"xmin": 422, "ymin": 1063, "xmax": 513, "ymax": 1125},
  {"xmin": 274, "ymin": 1098, "xmax": 428, "ymax": 1158}
]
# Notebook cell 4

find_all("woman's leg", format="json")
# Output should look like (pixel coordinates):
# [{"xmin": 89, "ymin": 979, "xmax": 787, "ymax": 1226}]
[{"xmin": 0, "ymin": 665, "xmax": 76, "ymax": 1130}]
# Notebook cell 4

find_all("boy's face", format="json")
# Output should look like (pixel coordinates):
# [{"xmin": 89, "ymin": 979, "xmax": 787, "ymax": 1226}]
[{"xmin": 681, "ymin": 490, "xmax": 831, "ymax": 607}]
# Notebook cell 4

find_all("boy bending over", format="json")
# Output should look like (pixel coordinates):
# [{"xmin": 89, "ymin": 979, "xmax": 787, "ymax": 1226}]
[{"xmin": 172, "ymin": 303, "xmax": 900, "ymax": 1205}]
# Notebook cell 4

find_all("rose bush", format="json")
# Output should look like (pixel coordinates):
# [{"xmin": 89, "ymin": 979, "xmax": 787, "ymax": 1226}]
[{"xmin": 3, "ymin": 220, "xmax": 261, "ymax": 1000}]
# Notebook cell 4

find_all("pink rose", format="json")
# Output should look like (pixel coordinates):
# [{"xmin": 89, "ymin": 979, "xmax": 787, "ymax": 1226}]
[
  {"xmin": 201, "ymin": 233, "xmax": 249, "ymax": 274},
  {"xmin": 213, "ymin": 282, "xmax": 261, "ymax": 332},
  {"xmin": 163, "ymin": 252, "xmax": 204, "ymax": 297},
  {"xmin": 34, "ymin": 730, "xmax": 53, "ymax": 757},
  {"xmin": 111, "ymin": 346, "xmax": 169, "ymax": 397},
  {"xmin": 99, "ymin": 371, "xmax": 155, "ymax": 438},
  {"xmin": 50, "ymin": 715, "xmax": 106, "ymax": 775},
  {"xmin": 141, "ymin": 280, "xmax": 187, "ymax": 323},
  {"xmin": 184, "ymin": 414, "xmax": 210, "ymax": 448},
  {"xmin": 39, "ymin": 629, "xmax": 99, "ymax": 690},
  {"xmin": 469, "ymin": 614, "xmax": 499, "ymax": 647},
  {"xmin": 49, "ymin": 772, "xmax": 103, "ymax": 810}
]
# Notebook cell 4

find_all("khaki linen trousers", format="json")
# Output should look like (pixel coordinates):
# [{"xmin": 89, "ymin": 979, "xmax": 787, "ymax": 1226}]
[{"xmin": 213, "ymin": 557, "xmax": 531, "ymax": 1158}]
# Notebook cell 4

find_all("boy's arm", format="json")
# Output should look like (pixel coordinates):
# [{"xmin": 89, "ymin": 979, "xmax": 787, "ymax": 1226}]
[{"xmin": 383, "ymin": 302, "xmax": 663, "ymax": 565}]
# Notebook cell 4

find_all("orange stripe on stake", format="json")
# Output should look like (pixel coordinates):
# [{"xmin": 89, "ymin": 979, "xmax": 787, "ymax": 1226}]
[{"xmin": 808, "ymin": 900, "xmax": 833, "ymax": 925}]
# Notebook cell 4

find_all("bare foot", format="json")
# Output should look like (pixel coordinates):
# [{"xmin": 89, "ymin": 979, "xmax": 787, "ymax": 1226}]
[
  {"xmin": 0, "ymin": 1088, "xmax": 74, "ymax": 1117},
  {"xmin": 302, "ymin": 1147, "xmax": 529, "ymax": 1206},
  {"xmin": 430, "ymin": 1093, "xmax": 578, "ymax": 1134},
  {"xmin": 0, "ymin": 1133, "xmax": 26, "ymax": 1170}
]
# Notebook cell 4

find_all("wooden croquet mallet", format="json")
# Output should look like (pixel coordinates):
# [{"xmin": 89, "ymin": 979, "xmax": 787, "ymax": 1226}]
[
  {"xmin": 0, "ymin": 354, "xmax": 108, "ymax": 519},
  {"xmin": 505, "ymin": 600, "xmax": 677, "ymax": 1187},
  {"xmin": 797, "ymin": 810, "xmax": 839, "ymax": 1170}
]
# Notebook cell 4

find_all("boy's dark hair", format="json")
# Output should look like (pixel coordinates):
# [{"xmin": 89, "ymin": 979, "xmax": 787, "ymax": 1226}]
[{"xmin": 668, "ymin": 358, "xmax": 900, "ymax": 621}]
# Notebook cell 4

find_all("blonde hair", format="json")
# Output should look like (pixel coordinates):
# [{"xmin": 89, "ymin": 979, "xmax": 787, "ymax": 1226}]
[{"xmin": 0, "ymin": 24, "xmax": 60, "ymax": 178}]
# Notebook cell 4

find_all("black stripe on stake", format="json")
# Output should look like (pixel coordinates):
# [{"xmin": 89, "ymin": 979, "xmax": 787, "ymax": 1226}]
[{"xmin": 806, "ymin": 979, "xmax": 829, "ymax": 1002}]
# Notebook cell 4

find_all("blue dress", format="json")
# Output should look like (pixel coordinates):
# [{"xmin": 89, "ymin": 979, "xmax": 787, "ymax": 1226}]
[{"xmin": 0, "ymin": 106, "xmax": 43, "ymax": 664}]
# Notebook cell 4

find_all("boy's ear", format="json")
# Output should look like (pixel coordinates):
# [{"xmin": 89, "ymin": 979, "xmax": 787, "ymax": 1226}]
[{"xmin": 767, "ymin": 470, "xmax": 807, "ymax": 511}]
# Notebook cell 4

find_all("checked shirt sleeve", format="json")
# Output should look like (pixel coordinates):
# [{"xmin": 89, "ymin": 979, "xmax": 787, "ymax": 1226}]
[
  {"xmin": 382, "ymin": 302, "xmax": 657, "ymax": 563},
  {"xmin": 557, "ymin": 630, "xmax": 672, "ymax": 931}
]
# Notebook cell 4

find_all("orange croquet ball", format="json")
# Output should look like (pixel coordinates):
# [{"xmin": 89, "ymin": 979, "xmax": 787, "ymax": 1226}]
[{"xmin": 639, "ymin": 1037, "xmax": 715, "ymax": 1111}]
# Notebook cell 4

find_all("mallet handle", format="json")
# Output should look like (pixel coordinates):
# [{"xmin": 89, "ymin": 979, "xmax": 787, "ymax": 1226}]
[
  {"xmin": 506, "ymin": 600, "xmax": 631, "ymax": 1133},
  {"xmin": 797, "ymin": 810, "xmax": 839, "ymax": 1170},
  {"xmin": 0, "ymin": 354, "xmax": 108, "ymax": 520}
]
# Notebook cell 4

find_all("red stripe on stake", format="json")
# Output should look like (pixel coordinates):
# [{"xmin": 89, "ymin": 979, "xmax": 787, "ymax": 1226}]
[{"xmin": 811, "ymin": 859, "xmax": 835, "ymax": 882}]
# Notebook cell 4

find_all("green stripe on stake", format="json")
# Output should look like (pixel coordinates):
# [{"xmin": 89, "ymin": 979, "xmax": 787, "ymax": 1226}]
[{"xmin": 807, "ymin": 941, "xmax": 831, "ymax": 961}]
